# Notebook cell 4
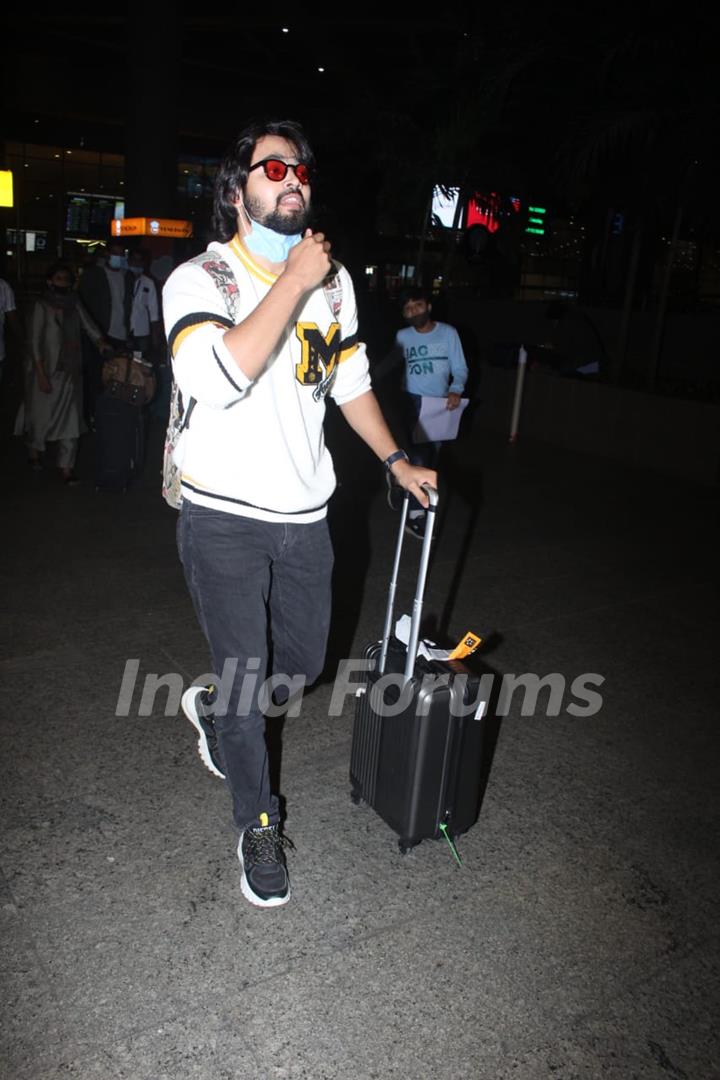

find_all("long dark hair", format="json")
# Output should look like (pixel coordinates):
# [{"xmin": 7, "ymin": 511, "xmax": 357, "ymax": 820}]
[{"xmin": 212, "ymin": 119, "xmax": 316, "ymax": 241}]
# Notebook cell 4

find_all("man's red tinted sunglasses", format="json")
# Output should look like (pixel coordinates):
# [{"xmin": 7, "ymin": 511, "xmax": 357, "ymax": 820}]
[{"xmin": 248, "ymin": 158, "xmax": 313, "ymax": 185}]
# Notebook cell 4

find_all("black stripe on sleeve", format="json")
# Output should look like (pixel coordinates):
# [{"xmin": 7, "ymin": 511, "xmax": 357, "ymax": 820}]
[
  {"xmin": 213, "ymin": 346, "xmax": 245, "ymax": 394},
  {"xmin": 339, "ymin": 331, "xmax": 358, "ymax": 352},
  {"xmin": 167, "ymin": 311, "xmax": 235, "ymax": 355}
]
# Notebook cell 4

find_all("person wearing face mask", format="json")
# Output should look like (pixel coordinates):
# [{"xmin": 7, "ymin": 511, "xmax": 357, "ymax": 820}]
[
  {"xmin": 127, "ymin": 249, "xmax": 161, "ymax": 359},
  {"xmin": 19, "ymin": 263, "xmax": 110, "ymax": 483},
  {"xmin": 392, "ymin": 288, "xmax": 468, "ymax": 539},
  {"xmin": 78, "ymin": 241, "xmax": 135, "ymax": 427},
  {"xmin": 78, "ymin": 240, "xmax": 133, "ymax": 349},
  {"xmin": 162, "ymin": 118, "xmax": 436, "ymax": 910}
]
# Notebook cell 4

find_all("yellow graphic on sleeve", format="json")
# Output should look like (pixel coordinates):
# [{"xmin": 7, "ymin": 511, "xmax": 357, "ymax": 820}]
[
  {"xmin": 295, "ymin": 321, "xmax": 341, "ymax": 386},
  {"xmin": 448, "ymin": 631, "xmax": 483, "ymax": 660}
]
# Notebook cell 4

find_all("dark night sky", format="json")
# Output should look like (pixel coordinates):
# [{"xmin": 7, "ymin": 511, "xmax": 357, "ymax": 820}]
[{"xmin": 5, "ymin": 7, "xmax": 720, "ymax": 245}]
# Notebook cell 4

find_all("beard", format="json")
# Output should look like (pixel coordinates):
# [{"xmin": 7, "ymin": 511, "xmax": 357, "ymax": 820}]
[
  {"xmin": 405, "ymin": 313, "xmax": 431, "ymax": 329},
  {"xmin": 244, "ymin": 192, "xmax": 311, "ymax": 235}
]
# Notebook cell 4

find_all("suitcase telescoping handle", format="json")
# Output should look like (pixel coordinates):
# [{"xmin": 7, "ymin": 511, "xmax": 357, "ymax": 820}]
[{"xmin": 378, "ymin": 483, "xmax": 439, "ymax": 683}]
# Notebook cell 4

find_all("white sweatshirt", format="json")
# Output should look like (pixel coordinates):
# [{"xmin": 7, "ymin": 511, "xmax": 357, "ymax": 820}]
[{"xmin": 162, "ymin": 238, "xmax": 371, "ymax": 522}]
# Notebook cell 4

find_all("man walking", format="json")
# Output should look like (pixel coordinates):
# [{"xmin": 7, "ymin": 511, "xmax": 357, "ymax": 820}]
[{"xmin": 163, "ymin": 119, "xmax": 435, "ymax": 908}]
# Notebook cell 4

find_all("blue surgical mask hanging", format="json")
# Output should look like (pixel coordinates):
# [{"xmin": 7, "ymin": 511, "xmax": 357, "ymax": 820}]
[{"xmin": 243, "ymin": 216, "xmax": 302, "ymax": 263}]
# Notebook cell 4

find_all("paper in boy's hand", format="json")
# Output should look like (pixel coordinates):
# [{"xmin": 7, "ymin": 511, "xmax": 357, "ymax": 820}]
[{"xmin": 412, "ymin": 395, "xmax": 469, "ymax": 443}]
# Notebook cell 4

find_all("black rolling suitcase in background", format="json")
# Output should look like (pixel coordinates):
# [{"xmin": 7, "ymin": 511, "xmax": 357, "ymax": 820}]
[
  {"xmin": 350, "ymin": 486, "xmax": 490, "ymax": 854},
  {"xmin": 94, "ymin": 393, "xmax": 144, "ymax": 491},
  {"xmin": 94, "ymin": 351, "xmax": 153, "ymax": 491}
]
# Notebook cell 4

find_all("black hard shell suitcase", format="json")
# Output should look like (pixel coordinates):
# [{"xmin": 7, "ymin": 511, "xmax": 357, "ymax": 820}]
[
  {"xmin": 94, "ymin": 393, "xmax": 144, "ymax": 490},
  {"xmin": 350, "ymin": 487, "xmax": 489, "ymax": 853}
]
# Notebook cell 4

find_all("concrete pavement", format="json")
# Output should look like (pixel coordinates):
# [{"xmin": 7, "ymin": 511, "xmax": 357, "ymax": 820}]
[{"xmin": 1, "ymin": 416, "xmax": 718, "ymax": 1079}]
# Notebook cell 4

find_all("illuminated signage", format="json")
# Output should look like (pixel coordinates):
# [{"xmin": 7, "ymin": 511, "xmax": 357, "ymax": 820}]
[
  {"xmin": 431, "ymin": 186, "xmax": 461, "ymax": 228},
  {"xmin": 66, "ymin": 193, "xmax": 124, "ymax": 238},
  {"xmin": 112, "ymin": 217, "xmax": 193, "ymax": 238},
  {"xmin": 466, "ymin": 192, "xmax": 501, "ymax": 234},
  {"xmin": 7, "ymin": 229, "xmax": 48, "ymax": 252},
  {"xmin": 526, "ymin": 205, "xmax": 547, "ymax": 235},
  {"xmin": 0, "ymin": 171, "xmax": 14, "ymax": 208}
]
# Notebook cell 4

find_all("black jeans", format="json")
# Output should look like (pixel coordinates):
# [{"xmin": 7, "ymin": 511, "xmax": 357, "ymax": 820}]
[{"xmin": 177, "ymin": 502, "xmax": 333, "ymax": 831}]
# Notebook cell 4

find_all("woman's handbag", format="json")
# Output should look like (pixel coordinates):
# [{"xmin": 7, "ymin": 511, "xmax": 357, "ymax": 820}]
[{"xmin": 102, "ymin": 351, "xmax": 156, "ymax": 407}]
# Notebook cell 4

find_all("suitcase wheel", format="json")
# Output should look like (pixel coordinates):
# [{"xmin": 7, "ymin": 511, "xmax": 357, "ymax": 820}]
[
  {"xmin": 398, "ymin": 839, "xmax": 416, "ymax": 856},
  {"xmin": 350, "ymin": 786, "xmax": 365, "ymax": 807}
]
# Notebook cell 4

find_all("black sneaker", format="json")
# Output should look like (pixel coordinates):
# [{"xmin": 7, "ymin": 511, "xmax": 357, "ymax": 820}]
[
  {"xmin": 238, "ymin": 817, "xmax": 291, "ymax": 908},
  {"xmin": 405, "ymin": 514, "xmax": 427, "ymax": 540},
  {"xmin": 181, "ymin": 686, "xmax": 225, "ymax": 779}
]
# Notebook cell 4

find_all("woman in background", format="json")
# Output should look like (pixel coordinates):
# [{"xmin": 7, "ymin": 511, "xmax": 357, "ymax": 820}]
[{"xmin": 22, "ymin": 262, "xmax": 108, "ymax": 484}]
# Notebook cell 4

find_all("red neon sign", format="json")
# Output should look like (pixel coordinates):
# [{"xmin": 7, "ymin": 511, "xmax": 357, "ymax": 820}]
[{"xmin": 466, "ymin": 192, "xmax": 501, "ymax": 233}]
